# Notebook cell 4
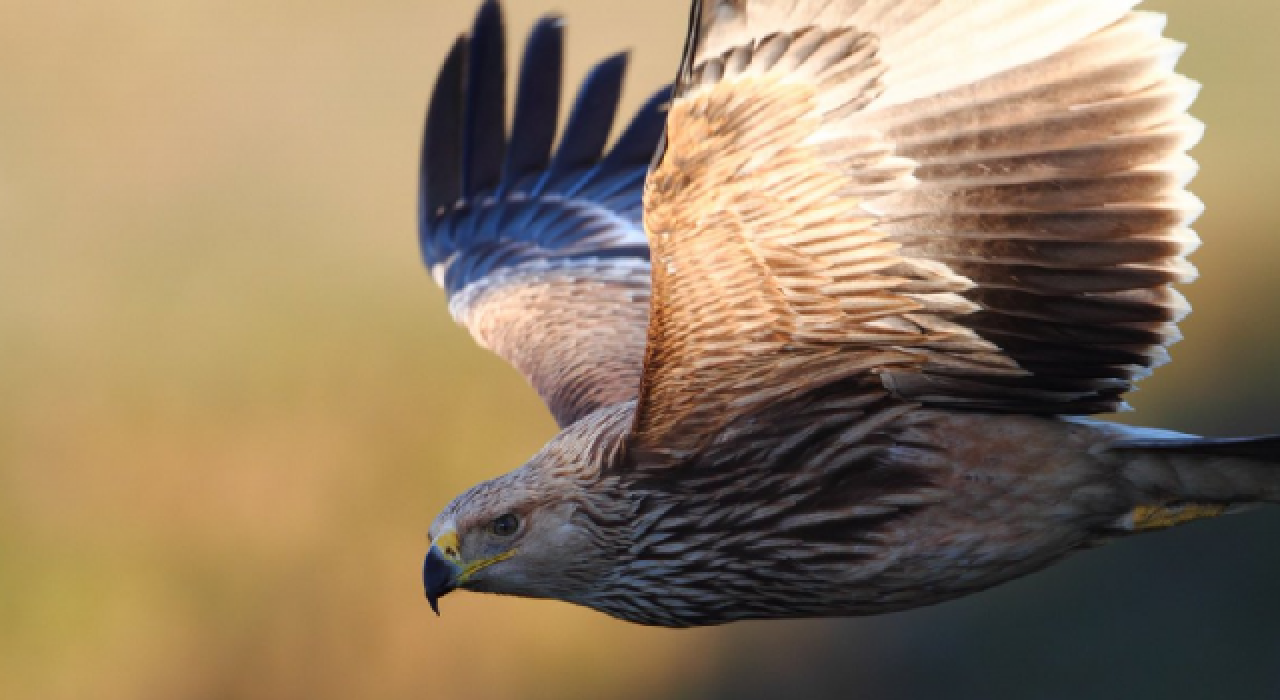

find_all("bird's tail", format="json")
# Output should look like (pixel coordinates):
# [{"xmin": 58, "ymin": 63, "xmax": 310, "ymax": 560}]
[
  {"xmin": 1113, "ymin": 434, "xmax": 1280, "ymax": 464},
  {"xmin": 1107, "ymin": 432, "xmax": 1280, "ymax": 531}
]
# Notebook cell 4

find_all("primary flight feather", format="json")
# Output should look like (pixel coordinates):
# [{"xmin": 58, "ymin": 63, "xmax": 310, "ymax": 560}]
[{"xmin": 417, "ymin": 0, "xmax": 1280, "ymax": 627}]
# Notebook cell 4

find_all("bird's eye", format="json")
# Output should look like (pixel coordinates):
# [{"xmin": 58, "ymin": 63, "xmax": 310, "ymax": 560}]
[{"xmin": 490, "ymin": 513, "xmax": 520, "ymax": 537}]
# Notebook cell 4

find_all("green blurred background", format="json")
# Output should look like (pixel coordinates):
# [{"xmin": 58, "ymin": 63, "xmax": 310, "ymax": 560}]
[{"xmin": 3, "ymin": 0, "xmax": 1279, "ymax": 698}]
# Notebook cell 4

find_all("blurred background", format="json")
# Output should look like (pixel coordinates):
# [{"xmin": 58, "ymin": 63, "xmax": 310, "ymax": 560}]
[{"xmin": 3, "ymin": 0, "xmax": 1280, "ymax": 698}]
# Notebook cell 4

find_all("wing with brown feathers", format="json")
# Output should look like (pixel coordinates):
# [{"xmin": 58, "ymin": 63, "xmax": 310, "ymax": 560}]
[
  {"xmin": 421, "ymin": 2, "xmax": 670, "ymax": 427},
  {"xmin": 632, "ymin": 0, "xmax": 1199, "ymax": 460}
]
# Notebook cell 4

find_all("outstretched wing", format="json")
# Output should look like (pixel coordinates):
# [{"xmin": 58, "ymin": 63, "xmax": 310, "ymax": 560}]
[
  {"xmin": 421, "ymin": 1, "xmax": 670, "ymax": 427},
  {"xmin": 633, "ymin": 0, "xmax": 1199, "ymax": 460}
]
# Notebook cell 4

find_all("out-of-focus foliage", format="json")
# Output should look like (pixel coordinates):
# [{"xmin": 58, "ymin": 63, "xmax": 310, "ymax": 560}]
[{"xmin": 1, "ymin": 1, "xmax": 1277, "ymax": 699}]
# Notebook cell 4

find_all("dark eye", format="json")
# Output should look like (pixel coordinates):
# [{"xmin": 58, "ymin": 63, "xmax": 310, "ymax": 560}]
[{"xmin": 490, "ymin": 513, "xmax": 520, "ymax": 537}]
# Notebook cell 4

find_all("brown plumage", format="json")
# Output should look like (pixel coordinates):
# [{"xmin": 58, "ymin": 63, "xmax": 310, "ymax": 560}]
[{"xmin": 417, "ymin": 0, "xmax": 1280, "ymax": 627}]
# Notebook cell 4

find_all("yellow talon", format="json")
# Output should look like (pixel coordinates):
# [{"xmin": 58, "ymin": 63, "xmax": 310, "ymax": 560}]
[{"xmin": 1128, "ymin": 503, "xmax": 1229, "ymax": 531}]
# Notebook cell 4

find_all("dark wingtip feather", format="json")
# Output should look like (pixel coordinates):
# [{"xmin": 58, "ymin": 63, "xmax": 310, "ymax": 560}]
[
  {"xmin": 648, "ymin": 0, "xmax": 703, "ymax": 173},
  {"xmin": 504, "ymin": 15, "xmax": 564, "ymax": 183},
  {"xmin": 422, "ymin": 36, "xmax": 468, "ymax": 234},
  {"xmin": 463, "ymin": 0, "xmax": 508, "ymax": 197},
  {"xmin": 420, "ymin": 3, "xmax": 657, "ymax": 282},
  {"xmin": 677, "ymin": 0, "xmax": 705, "ymax": 94},
  {"xmin": 549, "ymin": 52, "xmax": 629, "ymax": 175},
  {"xmin": 604, "ymin": 84, "xmax": 673, "ymax": 168}
]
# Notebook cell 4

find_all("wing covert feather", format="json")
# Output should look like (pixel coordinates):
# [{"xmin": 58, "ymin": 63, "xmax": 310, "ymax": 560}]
[
  {"xmin": 633, "ymin": 0, "xmax": 1201, "ymax": 458},
  {"xmin": 421, "ymin": 2, "xmax": 669, "ymax": 427}
]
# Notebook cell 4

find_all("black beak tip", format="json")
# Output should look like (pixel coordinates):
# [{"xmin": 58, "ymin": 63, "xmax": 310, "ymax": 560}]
[{"xmin": 423, "ymin": 547, "xmax": 456, "ymax": 616}]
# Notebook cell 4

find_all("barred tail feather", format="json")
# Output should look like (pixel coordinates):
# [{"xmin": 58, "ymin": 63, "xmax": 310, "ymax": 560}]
[
  {"xmin": 1111, "ymin": 432, "xmax": 1280, "ymax": 508},
  {"xmin": 1112, "ymin": 434, "xmax": 1280, "ymax": 463}
]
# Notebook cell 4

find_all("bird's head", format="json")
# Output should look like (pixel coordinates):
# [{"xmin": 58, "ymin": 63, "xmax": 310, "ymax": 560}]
[{"xmin": 422, "ymin": 407, "xmax": 633, "ymax": 615}]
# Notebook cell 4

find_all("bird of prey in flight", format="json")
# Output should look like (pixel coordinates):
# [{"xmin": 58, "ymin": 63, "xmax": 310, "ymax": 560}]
[{"xmin": 417, "ymin": 0, "xmax": 1280, "ymax": 627}]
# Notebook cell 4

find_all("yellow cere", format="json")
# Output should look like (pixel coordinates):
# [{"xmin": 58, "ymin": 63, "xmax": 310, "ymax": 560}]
[
  {"xmin": 433, "ymin": 531, "xmax": 462, "ymax": 561},
  {"xmin": 431, "ymin": 530, "xmax": 518, "ymax": 583}
]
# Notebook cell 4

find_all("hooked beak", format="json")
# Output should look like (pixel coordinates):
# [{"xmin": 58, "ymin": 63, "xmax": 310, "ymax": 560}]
[
  {"xmin": 423, "ymin": 532, "xmax": 463, "ymax": 615},
  {"xmin": 423, "ymin": 529, "xmax": 520, "ymax": 615}
]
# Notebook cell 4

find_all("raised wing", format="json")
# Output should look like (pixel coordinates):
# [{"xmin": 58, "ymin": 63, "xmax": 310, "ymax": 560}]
[
  {"xmin": 633, "ymin": 0, "xmax": 1199, "ymax": 460},
  {"xmin": 421, "ymin": 1, "xmax": 671, "ymax": 427}
]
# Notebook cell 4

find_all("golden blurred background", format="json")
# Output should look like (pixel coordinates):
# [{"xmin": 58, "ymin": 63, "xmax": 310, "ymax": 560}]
[{"xmin": 3, "ymin": 1, "xmax": 1279, "ymax": 698}]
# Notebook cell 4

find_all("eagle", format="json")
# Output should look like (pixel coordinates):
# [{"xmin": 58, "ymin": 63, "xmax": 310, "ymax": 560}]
[{"xmin": 417, "ymin": 0, "xmax": 1280, "ymax": 628}]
